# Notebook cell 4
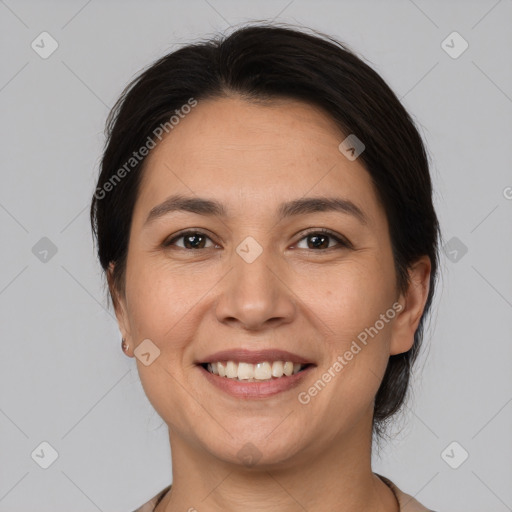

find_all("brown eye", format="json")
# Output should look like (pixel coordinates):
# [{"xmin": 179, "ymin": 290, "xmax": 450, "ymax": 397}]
[
  {"xmin": 164, "ymin": 231, "xmax": 216, "ymax": 249},
  {"xmin": 295, "ymin": 229, "xmax": 351, "ymax": 250},
  {"xmin": 306, "ymin": 234, "xmax": 330, "ymax": 249}
]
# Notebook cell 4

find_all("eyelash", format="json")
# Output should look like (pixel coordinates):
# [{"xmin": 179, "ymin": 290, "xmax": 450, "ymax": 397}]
[{"xmin": 162, "ymin": 228, "xmax": 352, "ymax": 251}]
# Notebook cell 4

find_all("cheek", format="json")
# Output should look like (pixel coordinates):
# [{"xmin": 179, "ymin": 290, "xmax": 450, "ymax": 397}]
[
  {"xmin": 125, "ymin": 263, "xmax": 200, "ymax": 426},
  {"xmin": 323, "ymin": 260, "xmax": 396, "ymax": 395},
  {"xmin": 124, "ymin": 255, "xmax": 205, "ymax": 340},
  {"xmin": 301, "ymin": 253, "xmax": 397, "ymax": 340}
]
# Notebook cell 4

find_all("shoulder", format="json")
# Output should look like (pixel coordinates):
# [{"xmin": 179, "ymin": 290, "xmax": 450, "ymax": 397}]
[
  {"xmin": 130, "ymin": 478, "xmax": 439, "ymax": 512},
  {"xmin": 131, "ymin": 484, "xmax": 172, "ymax": 512},
  {"xmin": 376, "ymin": 473, "xmax": 438, "ymax": 512}
]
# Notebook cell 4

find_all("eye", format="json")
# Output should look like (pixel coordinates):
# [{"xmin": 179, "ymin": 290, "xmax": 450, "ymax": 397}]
[
  {"xmin": 162, "ymin": 229, "xmax": 351, "ymax": 251},
  {"xmin": 163, "ymin": 230, "xmax": 218, "ymax": 250},
  {"xmin": 294, "ymin": 229, "xmax": 351, "ymax": 250}
]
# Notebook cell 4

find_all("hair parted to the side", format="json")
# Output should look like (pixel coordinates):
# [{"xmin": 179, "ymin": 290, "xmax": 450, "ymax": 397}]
[{"xmin": 90, "ymin": 22, "xmax": 441, "ymax": 444}]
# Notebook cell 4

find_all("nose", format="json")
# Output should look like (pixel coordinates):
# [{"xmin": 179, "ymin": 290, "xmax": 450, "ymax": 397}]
[{"xmin": 214, "ymin": 246, "xmax": 297, "ymax": 331}]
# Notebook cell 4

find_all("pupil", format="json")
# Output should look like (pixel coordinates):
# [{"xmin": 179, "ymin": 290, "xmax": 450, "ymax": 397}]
[
  {"xmin": 186, "ymin": 234, "xmax": 203, "ymax": 249},
  {"xmin": 309, "ymin": 234, "xmax": 328, "ymax": 249}
]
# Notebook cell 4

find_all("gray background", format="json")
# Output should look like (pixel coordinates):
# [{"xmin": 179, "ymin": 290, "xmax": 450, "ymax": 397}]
[{"xmin": 1, "ymin": 1, "xmax": 511, "ymax": 511}]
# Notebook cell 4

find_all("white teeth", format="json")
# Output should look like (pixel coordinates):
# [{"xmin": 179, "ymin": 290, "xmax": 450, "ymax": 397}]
[
  {"xmin": 254, "ymin": 362, "xmax": 272, "ymax": 380},
  {"xmin": 271, "ymin": 360, "xmax": 284, "ymax": 377},
  {"xmin": 237, "ymin": 362, "xmax": 254, "ymax": 380},
  {"xmin": 205, "ymin": 360, "xmax": 306, "ymax": 381},
  {"xmin": 226, "ymin": 361, "xmax": 237, "ymax": 379}
]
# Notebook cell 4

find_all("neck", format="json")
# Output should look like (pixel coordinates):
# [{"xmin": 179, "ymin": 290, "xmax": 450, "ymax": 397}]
[{"xmin": 157, "ymin": 410, "xmax": 398, "ymax": 512}]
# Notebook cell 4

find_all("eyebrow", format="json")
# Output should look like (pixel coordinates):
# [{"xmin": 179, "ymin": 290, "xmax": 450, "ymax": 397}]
[{"xmin": 144, "ymin": 194, "xmax": 368, "ymax": 226}]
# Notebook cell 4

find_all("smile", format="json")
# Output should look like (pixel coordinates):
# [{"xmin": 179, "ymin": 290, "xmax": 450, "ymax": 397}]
[
  {"xmin": 201, "ymin": 360, "xmax": 311, "ymax": 381},
  {"xmin": 196, "ymin": 348, "xmax": 316, "ymax": 398}
]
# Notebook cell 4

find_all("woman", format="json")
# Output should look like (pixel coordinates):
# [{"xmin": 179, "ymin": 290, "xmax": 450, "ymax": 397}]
[{"xmin": 90, "ymin": 23, "xmax": 440, "ymax": 512}]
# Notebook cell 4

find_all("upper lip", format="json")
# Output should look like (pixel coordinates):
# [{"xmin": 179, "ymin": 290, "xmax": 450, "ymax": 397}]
[{"xmin": 196, "ymin": 349, "xmax": 315, "ymax": 365}]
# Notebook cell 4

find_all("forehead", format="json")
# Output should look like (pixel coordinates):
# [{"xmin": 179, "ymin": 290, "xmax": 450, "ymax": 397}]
[{"xmin": 133, "ymin": 96, "xmax": 384, "ymax": 227}]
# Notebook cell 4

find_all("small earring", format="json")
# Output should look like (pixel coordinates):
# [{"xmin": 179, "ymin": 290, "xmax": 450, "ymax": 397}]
[{"xmin": 122, "ymin": 338, "xmax": 129, "ymax": 353}]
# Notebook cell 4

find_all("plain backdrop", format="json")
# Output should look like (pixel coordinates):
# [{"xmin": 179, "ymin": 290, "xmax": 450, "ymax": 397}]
[{"xmin": 1, "ymin": 1, "xmax": 511, "ymax": 511}]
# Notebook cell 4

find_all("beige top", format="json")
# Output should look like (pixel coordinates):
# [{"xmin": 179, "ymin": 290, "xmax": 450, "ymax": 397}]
[
  {"xmin": 376, "ymin": 474, "xmax": 436, "ymax": 512},
  {"xmin": 132, "ymin": 474, "xmax": 436, "ymax": 511}
]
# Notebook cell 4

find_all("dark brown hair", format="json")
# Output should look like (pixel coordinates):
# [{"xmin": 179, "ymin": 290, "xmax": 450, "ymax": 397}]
[{"xmin": 90, "ymin": 23, "xmax": 441, "ymax": 442}]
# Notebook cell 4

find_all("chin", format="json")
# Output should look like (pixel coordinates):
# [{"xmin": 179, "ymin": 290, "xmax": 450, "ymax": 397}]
[{"xmin": 197, "ymin": 428, "xmax": 305, "ymax": 469}]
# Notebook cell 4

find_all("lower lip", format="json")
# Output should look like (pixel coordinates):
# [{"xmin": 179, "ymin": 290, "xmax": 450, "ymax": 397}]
[{"xmin": 198, "ymin": 364, "xmax": 314, "ymax": 399}]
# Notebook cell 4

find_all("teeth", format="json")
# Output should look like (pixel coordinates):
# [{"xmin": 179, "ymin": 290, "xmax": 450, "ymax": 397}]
[
  {"xmin": 283, "ymin": 361, "xmax": 293, "ymax": 376},
  {"xmin": 254, "ymin": 362, "xmax": 272, "ymax": 380},
  {"xmin": 205, "ymin": 360, "xmax": 306, "ymax": 381},
  {"xmin": 271, "ymin": 360, "xmax": 284, "ymax": 377},
  {"xmin": 226, "ymin": 361, "xmax": 238, "ymax": 379},
  {"xmin": 237, "ymin": 362, "xmax": 254, "ymax": 380}
]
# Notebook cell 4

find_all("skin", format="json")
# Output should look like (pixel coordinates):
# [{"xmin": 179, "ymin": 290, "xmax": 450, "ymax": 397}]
[{"xmin": 109, "ymin": 95, "xmax": 431, "ymax": 511}]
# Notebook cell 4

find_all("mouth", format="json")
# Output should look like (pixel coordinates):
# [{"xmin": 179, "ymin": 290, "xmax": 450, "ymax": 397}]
[
  {"xmin": 195, "ymin": 349, "xmax": 316, "ymax": 399},
  {"xmin": 198, "ymin": 360, "xmax": 314, "ymax": 382}
]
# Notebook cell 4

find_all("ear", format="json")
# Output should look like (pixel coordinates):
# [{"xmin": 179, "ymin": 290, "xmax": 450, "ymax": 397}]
[
  {"xmin": 107, "ymin": 262, "xmax": 132, "ymax": 346},
  {"xmin": 389, "ymin": 255, "xmax": 432, "ymax": 356}
]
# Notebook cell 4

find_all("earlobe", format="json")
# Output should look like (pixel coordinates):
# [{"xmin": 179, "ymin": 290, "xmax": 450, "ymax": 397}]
[{"xmin": 389, "ymin": 255, "xmax": 432, "ymax": 356}]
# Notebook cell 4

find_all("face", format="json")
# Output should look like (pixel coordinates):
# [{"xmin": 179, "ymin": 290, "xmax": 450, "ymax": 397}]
[{"xmin": 110, "ymin": 95, "xmax": 429, "ymax": 468}]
